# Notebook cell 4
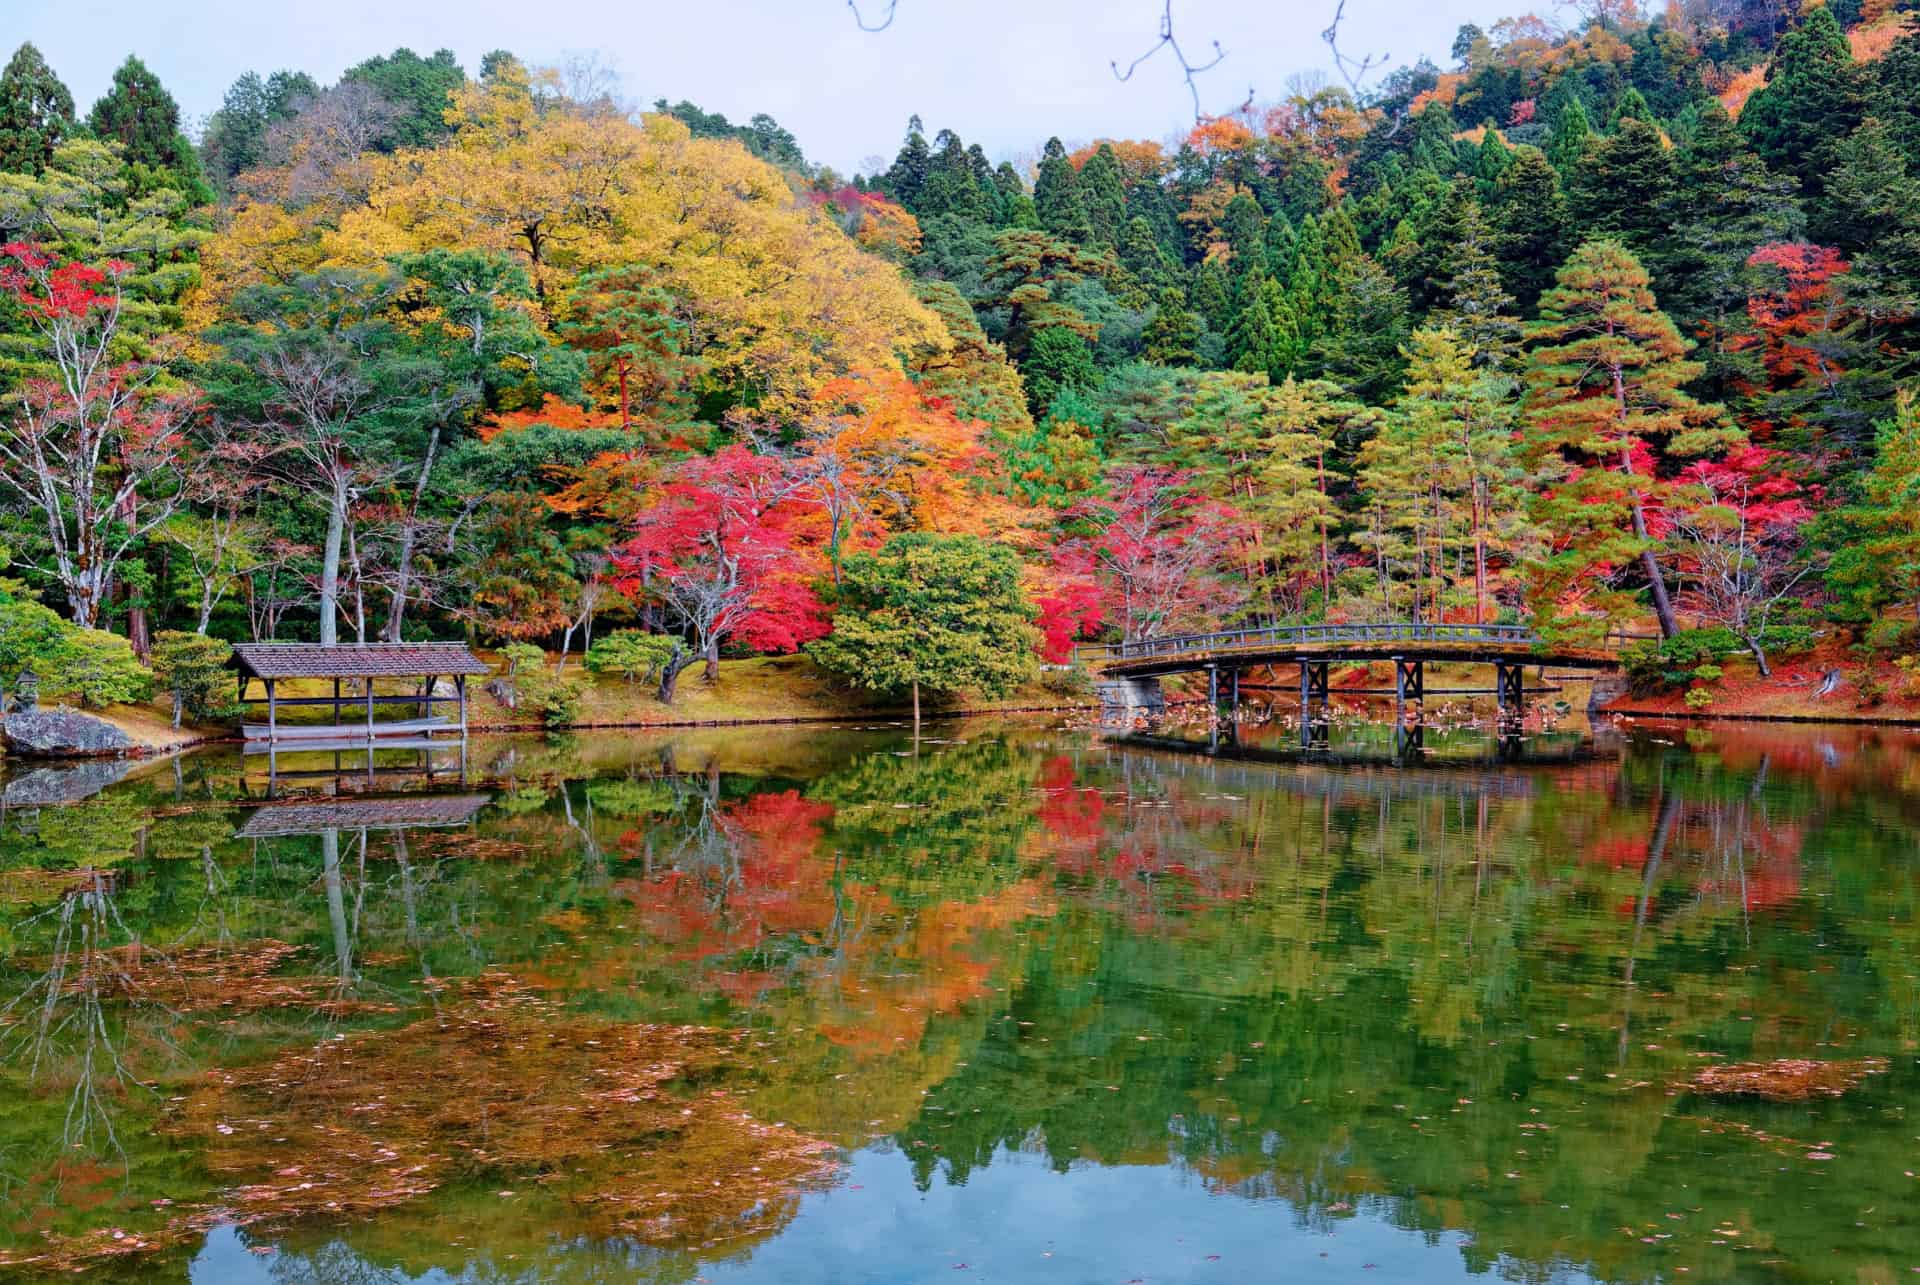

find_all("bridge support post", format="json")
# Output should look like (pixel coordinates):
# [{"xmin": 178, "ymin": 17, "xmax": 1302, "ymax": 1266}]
[
  {"xmin": 1495, "ymin": 661, "xmax": 1526, "ymax": 726},
  {"xmin": 1299, "ymin": 660, "xmax": 1330, "ymax": 750},
  {"xmin": 1392, "ymin": 657, "xmax": 1424, "ymax": 725}
]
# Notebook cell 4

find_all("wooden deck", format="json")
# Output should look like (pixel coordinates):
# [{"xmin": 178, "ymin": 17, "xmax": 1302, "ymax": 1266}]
[{"xmin": 242, "ymin": 716, "xmax": 455, "ymax": 742}]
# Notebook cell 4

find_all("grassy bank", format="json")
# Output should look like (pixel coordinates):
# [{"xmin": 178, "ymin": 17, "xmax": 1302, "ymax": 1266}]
[{"xmin": 1601, "ymin": 642, "xmax": 1920, "ymax": 724}]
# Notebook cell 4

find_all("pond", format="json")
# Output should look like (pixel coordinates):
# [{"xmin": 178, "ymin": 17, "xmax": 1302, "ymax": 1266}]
[{"xmin": 1, "ymin": 711, "xmax": 1918, "ymax": 1282}]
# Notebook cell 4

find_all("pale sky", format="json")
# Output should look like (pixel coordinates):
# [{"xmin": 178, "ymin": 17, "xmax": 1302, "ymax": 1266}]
[{"xmin": 10, "ymin": 0, "xmax": 1510, "ymax": 174}]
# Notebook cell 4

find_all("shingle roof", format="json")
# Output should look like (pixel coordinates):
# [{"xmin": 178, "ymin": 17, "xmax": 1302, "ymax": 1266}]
[
  {"xmin": 235, "ymin": 793, "xmax": 492, "ymax": 837},
  {"xmin": 230, "ymin": 642, "xmax": 491, "ymax": 680}
]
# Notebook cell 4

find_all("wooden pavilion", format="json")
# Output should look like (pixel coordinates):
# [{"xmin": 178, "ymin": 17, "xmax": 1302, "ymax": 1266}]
[{"xmin": 231, "ymin": 643, "xmax": 490, "ymax": 744}]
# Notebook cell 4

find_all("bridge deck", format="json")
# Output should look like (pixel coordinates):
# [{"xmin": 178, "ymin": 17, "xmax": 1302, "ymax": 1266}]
[{"xmin": 1089, "ymin": 623, "xmax": 1623, "ymax": 679}]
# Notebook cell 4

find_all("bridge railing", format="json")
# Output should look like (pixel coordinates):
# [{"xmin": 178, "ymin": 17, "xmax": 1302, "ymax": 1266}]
[{"xmin": 1086, "ymin": 621, "xmax": 1546, "ymax": 663}]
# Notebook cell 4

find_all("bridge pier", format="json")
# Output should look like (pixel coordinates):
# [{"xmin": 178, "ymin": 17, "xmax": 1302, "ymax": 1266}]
[
  {"xmin": 1299, "ymin": 660, "xmax": 1331, "ymax": 750},
  {"xmin": 1494, "ymin": 661, "xmax": 1526, "ymax": 730},
  {"xmin": 1392, "ymin": 657, "xmax": 1425, "ymax": 725}
]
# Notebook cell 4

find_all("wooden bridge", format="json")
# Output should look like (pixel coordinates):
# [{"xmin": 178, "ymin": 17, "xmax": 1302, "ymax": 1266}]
[{"xmin": 1086, "ymin": 622, "xmax": 1627, "ymax": 734}]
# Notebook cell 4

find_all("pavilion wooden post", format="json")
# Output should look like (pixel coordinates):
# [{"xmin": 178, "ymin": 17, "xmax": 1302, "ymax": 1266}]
[
  {"xmin": 331, "ymin": 677, "xmax": 341, "ymax": 726},
  {"xmin": 456, "ymin": 674, "xmax": 468, "ymax": 737},
  {"xmin": 265, "ymin": 678, "xmax": 278, "ymax": 743},
  {"xmin": 365, "ymin": 679, "xmax": 375, "ymax": 738}
]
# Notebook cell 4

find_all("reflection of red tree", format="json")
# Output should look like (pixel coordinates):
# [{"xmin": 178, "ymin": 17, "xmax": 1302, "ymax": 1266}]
[
  {"xmin": 1037, "ymin": 756, "xmax": 1106, "ymax": 845},
  {"xmin": 618, "ymin": 791, "xmax": 839, "ymax": 961}
]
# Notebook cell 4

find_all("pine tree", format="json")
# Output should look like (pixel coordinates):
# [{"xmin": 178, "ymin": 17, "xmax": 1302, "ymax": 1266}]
[
  {"xmin": 1361, "ymin": 328, "xmax": 1534, "ymax": 623},
  {"xmin": 1117, "ymin": 215, "xmax": 1175, "ymax": 292},
  {"xmin": 0, "ymin": 43, "xmax": 75, "ymax": 175},
  {"xmin": 1263, "ymin": 376, "xmax": 1372, "ymax": 612},
  {"xmin": 1740, "ymin": 6, "xmax": 1866, "ymax": 205},
  {"xmin": 87, "ymin": 55, "xmax": 192, "ymax": 172},
  {"xmin": 1524, "ymin": 239, "xmax": 1740, "ymax": 638},
  {"xmin": 1078, "ymin": 144, "xmax": 1129, "ymax": 248},
  {"xmin": 1608, "ymin": 86, "xmax": 1654, "ymax": 128},
  {"xmin": 1034, "ymin": 136, "xmax": 1090, "ymax": 242}
]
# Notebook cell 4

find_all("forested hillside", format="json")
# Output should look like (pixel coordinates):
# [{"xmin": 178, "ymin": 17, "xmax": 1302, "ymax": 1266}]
[{"xmin": 3, "ymin": 0, "xmax": 1920, "ymax": 716}]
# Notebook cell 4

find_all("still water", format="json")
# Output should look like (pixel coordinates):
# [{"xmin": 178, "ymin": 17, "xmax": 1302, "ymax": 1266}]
[{"xmin": 1, "ymin": 712, "xmax": 1917, "ymax": 1282}]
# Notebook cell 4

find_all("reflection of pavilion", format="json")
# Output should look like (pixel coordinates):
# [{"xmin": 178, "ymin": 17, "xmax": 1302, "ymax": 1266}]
[
  {"xmin": 234, "ymin": 793, "xmax": 492, "ymax": 839},
  {"xmin": 245, "ymin": 738, "xmax": 471, "ymax": 798}
]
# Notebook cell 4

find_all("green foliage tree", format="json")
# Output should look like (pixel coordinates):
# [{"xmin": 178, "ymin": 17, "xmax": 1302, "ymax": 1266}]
[
  {"xmin": 1740, "ymin": 6, "xmax": 1865, "ymax": 205},
  {"xmin": 1826, "ymin": 387, "xmax": 1920, "ymax": 634},
  {"xmin": 585, "ymin": 630, "xmax": 678, "ymax": 684},
  {"xmin": 341, "ymin": 47, "xmax": 466, "ymax": 151},
  {"xmin": 86, "ymin": 55, "xmax": 194, "ymax": 175},
  {"xmin": 149, "ymin": 631, "xmax": 235, "ymax": 727},
  {"xmin": 809, "ymin": 533, "xmax": 1038, "ymax": 723},
  {"xmin": 1020, "ymin": 325, "xmax": 1098, "ymax": 416},
  {"xmin": 1034, "ymin": 137, "xmax": 1090, "ymax": 242},
  {"xmin": 0, "ymin": 43, "xmax": 75, "ymax": 175},
  {"xmin": 1487, "ymin": 146, "xmax": 1569, "ymax": 314}
]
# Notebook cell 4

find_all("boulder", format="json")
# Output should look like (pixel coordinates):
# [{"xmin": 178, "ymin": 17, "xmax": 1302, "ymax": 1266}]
[
  {"xmin": 1, "ymin": 758, "xmax": 137, "ymax": 804},
  {"xmin": 3, "ymin": 707, "xmax": 136, "ymax": 759}
]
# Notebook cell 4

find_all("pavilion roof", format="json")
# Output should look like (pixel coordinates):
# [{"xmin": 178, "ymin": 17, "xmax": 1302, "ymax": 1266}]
[{"xmin": 230, "ymin": 642, "xmax": 490, "ymax": 681}]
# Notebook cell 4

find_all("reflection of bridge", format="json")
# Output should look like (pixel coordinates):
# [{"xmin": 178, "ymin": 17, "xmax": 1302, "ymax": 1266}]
[{"xmin": 1089, "ymin": 622, "xmax": 1625, "ymax": 740}]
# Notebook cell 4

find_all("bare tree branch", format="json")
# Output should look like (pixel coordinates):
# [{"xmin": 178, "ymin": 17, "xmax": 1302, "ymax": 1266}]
[
  {"xmin": 847, "ymin": 0, "xmax": 899, "ymax": 32},
  {"xmin": 1110, "ymin": 0, "xmax": 1238, "ymax": 123},
  {"xmin": 1322, "ymin": 0, "xmax": 1390, "ymax": 98}
]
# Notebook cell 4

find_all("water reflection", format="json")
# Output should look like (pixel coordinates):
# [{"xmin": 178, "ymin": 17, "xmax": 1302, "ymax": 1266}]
[{"xmin": 0, "ymin": 718, "xmax": 1917, "ymax": 1281}]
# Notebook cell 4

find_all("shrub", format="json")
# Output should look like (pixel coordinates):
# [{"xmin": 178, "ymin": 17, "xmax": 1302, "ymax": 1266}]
[
  {"xmin": 1041, "ymin": 665, "xmax": 1092, "ymax": 698},
  {"xmin": 1684, "ymin": 688, "xmax": 1715, "ymax": 711},
  {"xmin": 1622, "ymin": 626, "xmax": 1815, "ymax": 694},
  {"xmin": 1852, "ymin": 666, "xmax": 1887, "ymax": 708},
  {"xmin": 0, "ymin": 599, "xmax": 72, "ymax": 693},
  {"xmin": 495, "ymin": 643, "xmax": 583, "ymax": 728},
  {"xmin": 50, "ymin": 630, "xmax": 151, "ymax": 709},
  {"xmin": 1895, "ymin": 654, "xmax": 1920, "ymax": 697},
  {"xmin": 150, "ymin": 632, "xmax": 237, "ymax": 727},
  {"xmin": 585, "ymin": 631, "xmax": 677, "ymax": 684}
]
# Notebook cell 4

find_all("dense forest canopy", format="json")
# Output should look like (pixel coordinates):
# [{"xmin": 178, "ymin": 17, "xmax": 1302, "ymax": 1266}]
[{"xmin": 5, "ymin": 0, "xmax": 1920, "ymax": 710}]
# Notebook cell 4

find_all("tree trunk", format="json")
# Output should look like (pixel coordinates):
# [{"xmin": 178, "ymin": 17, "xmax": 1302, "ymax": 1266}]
[
  {"xmin": 384, "ymin": 424, "xmax": 441, "ymax": 643},
  {"xmin": 1742, "ymin": 633, "xmax": 1772, "ymax": 678},
  {"xmin": 320, "ymin": 475, "xmax": 346, "ymax": 647},
  {"xmin": 657, "ymin": 644, "xmax": 694, "ymax": 705},
  {"xmin": 911, "ymin": 679, "xmax": 921, "ymax": 727},
  {"xmin": 703, "ymin": 636, "xmax": 720, "ymax": 683}
]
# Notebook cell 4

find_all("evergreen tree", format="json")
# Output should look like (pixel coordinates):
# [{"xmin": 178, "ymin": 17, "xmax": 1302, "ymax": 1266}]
[
  {"xmin": 1473, "ymin": 123, "xmax": 1512, "ymax": 197},
  {"xmin": 201, "ymin": 69, "xmax": 318, "ymax": 185},
  {"xmin": 1220, "ymin": 191, "xmax": 1266, "ymax": 270},
  {"xmin": 1360, "ymin": 328, "xmax": 1533, "ymax": 622},
  {"xmin": 1740, "ymin": 6, "xmax": 1865, "ymax": 205},
  {"xmin": 1869, "ymin": 30, "xmax": 1920, "ymax": 168},
  {"xmin": 1568, "ymin": 116, "xmax": 1676, "ymax": 260},
  {"xmin": 884, "ymin": 115, "xmax": 933, "ymax": 209},
  {"xmin": 87, "ymin": 55, "xmax": 191, "ymax": 172},
  {"xmin": 920, "ymin": 128, "xmax": 991, "ymax": 221},
  {"xmin": 1141, "ymin": 286, "xmax": 1200, "ymax": 365},
  {"xmin": 1226, "ymin": 279, "xmax": 1280, "ymax": 375},
  {"xmin": 342, "ymin": 47, "xmax": 466, "ymax": 151},
  {"xmin": 1487, "ymin": 146, "xmax": 1569, "ymax": 314},
  {"xmin": 1021, "ymin": 325, "xmax": 1098, "ymax": 415},
  {"xmin": 1524, "ymin": 239, "xmax": 1739, "ymax": 638},
  {"xmin": 0, "ymin": 43, "xmax": 75, "ymax": 175},
  {"xmin": 1654, "ymin": 101, "xmax": 1803, "ymax": 403},
  {"xmin": 1189, "ymin": 258, "xmax": 1234, "ymax": 333},
  {"xmin": 1607, "ymin": 86, "xmax": 1654, "ymax": 127},
  {"xmin": 1117, "ymin": 215, "xmax": 1175, "ymax": 292},
  {"xmin": 1078, "ymin": 144, "xmax": 1129, "ymax": 248},
  {"xmin": 1825, "ymin": 388, "xmax": 1920, "ymax": 631},
  {"xmin": 1547, "ymin": 98, "xmax": 1592, "ymax": 175},
  {"xmin": 1434, "ymin": 198, "xmax": 1523, "ymax": 369},
  {"xmin": 1309, "ymin": 253, "xmax": 1410, "ymax": 403},
  {"xmin": 1034, "ymin": 136, "xmax": 1090, "ymax": 242}
]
